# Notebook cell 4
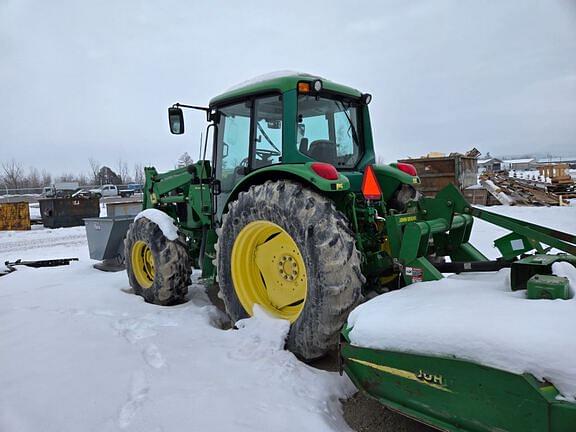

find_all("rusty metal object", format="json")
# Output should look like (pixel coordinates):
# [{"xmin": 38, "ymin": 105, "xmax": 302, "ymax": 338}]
[
  {"xmin": 0, "ymin": 202, "xmax": 31, "ymax": 231},
  {"xmin": 398, "ymin": 155, "xmax": 478, "ymax": 197}
]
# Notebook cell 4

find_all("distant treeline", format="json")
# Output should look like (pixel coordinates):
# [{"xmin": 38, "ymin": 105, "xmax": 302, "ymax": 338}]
[{"xmin": 0, "ymin": 158, "xmax": 144, "ymax": 193}]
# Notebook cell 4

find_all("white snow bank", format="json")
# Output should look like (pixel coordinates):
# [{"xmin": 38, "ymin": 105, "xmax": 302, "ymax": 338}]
[
  {"xmin": 348, "ymin": 268, "xmax": 576, "ymax": 401},
  {"xmin": 135, "ymin": 208, "xmax": 179, "ymax": 240},
  {"xmin": 553, "ymin": 261, "xmax": 576, "ymax": 298},
  {"xmin": 0, "ymin": 228, "xmax": 354, "ymax": 431},
  {"xmin": 226, "ymin": 70, "xmax": 321, "ymax": 92}
]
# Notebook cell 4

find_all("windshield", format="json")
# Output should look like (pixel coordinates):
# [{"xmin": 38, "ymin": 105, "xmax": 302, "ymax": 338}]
[{"xmin": 297, "ymin": 95, "xmax": 362, "ymax": 168}]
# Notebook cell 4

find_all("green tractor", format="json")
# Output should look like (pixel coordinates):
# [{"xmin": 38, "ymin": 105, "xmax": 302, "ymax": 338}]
[
  {"xmin": 124, "ymin": 72, "xmax": 576, "ymax": 431},
  {"xmin": 125, "ymin": 72, "xmax": 418, "ymax": 359}
]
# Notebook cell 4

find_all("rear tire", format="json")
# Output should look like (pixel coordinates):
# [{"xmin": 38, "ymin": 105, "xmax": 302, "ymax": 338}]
[
  {"xmin": 216, "ymin": 180, "xmax": 364, "ymax": 360},
  {"xmin": 125, "ymin": 216, "xmax": 191, "ymax": 305}
]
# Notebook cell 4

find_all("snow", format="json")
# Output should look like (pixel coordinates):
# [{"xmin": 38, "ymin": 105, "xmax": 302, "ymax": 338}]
[
  {"xmin": 0, "ymin": 226, "xmax": 354, "ymax": 432},
  {"xmin": 135, "ymin": 208, "xmax": 179, "ymax": 241},
  {"xmin": 226, "ymin": 70, "xmax": 320, "ymax": 92},
  {"xmin": 470, "ymin": 205, "xmax": 576, "ymax": 259},
  {"xmin": 348, "ymin": 205, "xmax": 576, "ymax": 401},
  {"xmin": 2, "ymin": 204, "xmax": 576, "ymax": 430}
]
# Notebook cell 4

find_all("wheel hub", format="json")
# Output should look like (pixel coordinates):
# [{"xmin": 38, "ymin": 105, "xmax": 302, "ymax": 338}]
[
  {"xmin": 231, "ymin": 221, "xmax": 308, "ymax": 322},
  {"xmin": 278, "ymin": 254, "xmax": 299, "ymax": 281}
]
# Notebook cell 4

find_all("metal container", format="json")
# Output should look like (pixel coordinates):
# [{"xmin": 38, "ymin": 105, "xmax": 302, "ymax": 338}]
[
  {"xmin": 106, "ymin": 200, "xmax": 142, "ymax": 218},
  {"xmin": 398, "ymin": 155, "xmax": 478, "ymax": 197},
  {"xmin": 84, "ymin": 216, "xmax": 134, "ymax": 260},
  {"xmin": 39, "ymin": 197, "xmax": 100, "ymax": 228},
  {"xmin": 0, "ymin": 201, "xmax": 31, "ymax": 231}
]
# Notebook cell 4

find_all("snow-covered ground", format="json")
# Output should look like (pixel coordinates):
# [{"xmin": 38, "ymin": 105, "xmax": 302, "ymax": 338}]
[
  {"xmin": 0, "ymin": 227, "xmax": 353, "ymax": 432},
  {"xmin": 1, "ymin": 204, "xmax": 575, "ymax": 430}
]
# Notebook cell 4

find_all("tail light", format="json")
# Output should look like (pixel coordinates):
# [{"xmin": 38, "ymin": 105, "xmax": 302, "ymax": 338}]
[
  {"xmin": 311, "ymin": 162, "xmax": 339, "ymax": 180},
  {"xmin": 361, "ymin": 165, "xmax": 382, "ymax": 201},
  {"xmin": 396, "ymin": 162, "xmax": 417, "ymax": 176}
]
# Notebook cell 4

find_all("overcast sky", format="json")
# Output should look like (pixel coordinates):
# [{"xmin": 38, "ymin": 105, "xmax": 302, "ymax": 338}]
[{"xmin": 1, "ymin": 0, "xmax": 575, "ymax": 176}]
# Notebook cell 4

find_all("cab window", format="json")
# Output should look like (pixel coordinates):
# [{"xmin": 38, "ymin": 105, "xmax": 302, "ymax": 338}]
[
  {"xmin": 252, "ymin": 95, "xmax": 282, "ymax": 168},
  {"xmin": 297, "ymin": 95, "xmax": 362, "ymax": 168},
  {"xmin": 216, "ymin": 101, "xmax": 252, "ymax": 192}
]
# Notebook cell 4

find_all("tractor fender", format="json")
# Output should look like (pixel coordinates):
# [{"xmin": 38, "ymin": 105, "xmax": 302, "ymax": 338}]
[
  {"xmin": 223, "ymin": 163, "xmax": 350, "ymax": 212},
  {"xmin": 372, "ymin": 164, "xmax": 420, "ymax": 202}
]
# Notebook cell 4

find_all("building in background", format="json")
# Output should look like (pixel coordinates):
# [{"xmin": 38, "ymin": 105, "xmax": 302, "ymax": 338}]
[
  {"xmin": 478, "ymin": 157, "xmax": 503, "ymax": 173},
  {"xmin": 501, "ymin": 158, "xmax": 536, "ymax": 171}
]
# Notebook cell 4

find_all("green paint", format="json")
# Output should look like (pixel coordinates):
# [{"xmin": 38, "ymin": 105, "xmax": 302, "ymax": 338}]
[
  {"xmin": 223, "ymin": 162, "xmax": 351, "ymax": 212},
  {"xmin": 527, "ymin": 274, "xmax": 571, "ymax": 300},
  {"xmin": 340, "ymin": 334, "xmax": 576, "ymax": 432}
]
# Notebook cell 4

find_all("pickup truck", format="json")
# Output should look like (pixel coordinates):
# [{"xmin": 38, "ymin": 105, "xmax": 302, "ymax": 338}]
[
  {"xmin": 42, "ymin": 182, "xmax": 80, "ymax": 198},
  {"xmin": 89, "ymin": 184, "xmax": 135, "ymax": 198}
]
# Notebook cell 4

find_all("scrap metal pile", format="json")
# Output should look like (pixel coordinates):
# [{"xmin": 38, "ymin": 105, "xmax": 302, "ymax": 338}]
[{"xmin": 480, "ymin": 171, "xmax": 570, "ymax": 206}]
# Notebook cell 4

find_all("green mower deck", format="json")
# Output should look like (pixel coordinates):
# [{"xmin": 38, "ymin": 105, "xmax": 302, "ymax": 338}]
[{"xmin": 340, "ymin": 330, "xmax": 576, "ymax": 432}]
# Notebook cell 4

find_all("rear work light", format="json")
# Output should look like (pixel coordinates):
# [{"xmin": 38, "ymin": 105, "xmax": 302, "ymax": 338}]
[
  {"xmin": 311, "ymin": 162, "xmax": 339, "ymax": 180},
  {"xmin": 396, "ymin": 162, "xmax": 417, "ymax": 176},
  {"xmin": 361, "ymin": 165, "xmax": 382, "ymax": 201}
]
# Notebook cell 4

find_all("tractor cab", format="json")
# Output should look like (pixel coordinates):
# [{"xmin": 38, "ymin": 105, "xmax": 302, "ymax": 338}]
[{"xmin": 168, "ymin": 72, "xmax": 383, "ymax": 212}]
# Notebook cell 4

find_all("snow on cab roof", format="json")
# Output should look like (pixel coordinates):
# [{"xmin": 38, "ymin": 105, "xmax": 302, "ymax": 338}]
[
  {"xmin": 225, "ymin": 70, "xmax": 322, "ymax": 92},
  {"xmin": 210, "ymin": 70, "xmax": 362, "ymax": 106}
]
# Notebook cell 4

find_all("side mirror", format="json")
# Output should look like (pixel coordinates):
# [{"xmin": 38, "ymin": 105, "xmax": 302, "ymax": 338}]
[{"xmin": 168, "ymin": 107, "xmax": 184, "ymax": 134}]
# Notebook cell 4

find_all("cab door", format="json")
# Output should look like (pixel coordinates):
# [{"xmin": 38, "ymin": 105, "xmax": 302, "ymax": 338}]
[{"xmin": 214, "ymin": 95, "xmax": 283, "ymax": 217}]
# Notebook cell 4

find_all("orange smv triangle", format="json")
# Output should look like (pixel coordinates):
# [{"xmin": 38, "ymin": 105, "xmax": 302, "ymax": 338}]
[{"xmin": 361, "ymin": 165, "xmax": 382, "ymax": 201}]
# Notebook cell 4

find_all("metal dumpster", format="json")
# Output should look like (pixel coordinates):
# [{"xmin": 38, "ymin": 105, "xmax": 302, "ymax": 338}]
[
  {"xmin": 39, "ymin": 197, "xmax": 100, "ymax": 228},
  {"xmin": 0, "ymin": 202, "xmax": 31, "ymax": 231},
  {"xmin": 106, "ymin": 200, "xmax": 142, "ymax": 217},
  {"xmin": 398, "ymin": 154, "xmax": 478, "ymax": 197},
  {"xmin": 84, "ymin": 216, "xmax": 134, "ymax": 271}
]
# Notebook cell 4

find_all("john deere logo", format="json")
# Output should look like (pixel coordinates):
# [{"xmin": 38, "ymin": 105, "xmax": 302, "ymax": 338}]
[
  {"xmin": 398, "ymin": 215, "xmax": 417, "ymax": 223},
  {"xmin": 417, "ymin": 370, "xmax": 445, "ymax": 386},
  {"xmin": 348, "ymin": 358, "xmax": 452, "ymax": 393}
]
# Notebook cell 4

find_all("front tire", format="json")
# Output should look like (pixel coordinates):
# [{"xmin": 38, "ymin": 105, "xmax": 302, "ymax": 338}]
[
  {"xmin": 216, "ymin": 181, "xmax": 364, "ymax": 360},
  {"xmin": 125, "ymin": 216, "xmax": 191, "ymax": 305}
]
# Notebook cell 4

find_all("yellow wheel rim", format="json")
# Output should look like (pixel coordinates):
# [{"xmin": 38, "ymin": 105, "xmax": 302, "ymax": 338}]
[
  {"xmin": 231, "ymin": 221, "xmax": 307, "ymax": 322},
  {"xmin": 379, "ymin": 236, "xmax": 398, "ymax": 286},
  {"xmin": 131, "ymin": 240, "xmax": 155, "ymax": 289}
]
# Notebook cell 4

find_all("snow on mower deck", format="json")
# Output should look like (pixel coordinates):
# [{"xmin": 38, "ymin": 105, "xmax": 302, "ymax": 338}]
[{"xmin": 340, "ymin": 264, "xmax": 576, "ymax": 432}]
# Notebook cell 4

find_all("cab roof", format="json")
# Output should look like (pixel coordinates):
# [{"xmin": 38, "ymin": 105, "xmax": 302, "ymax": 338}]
[{"xmin": 209, "ymin": 71, "xmax": 363, "ymax": 106}]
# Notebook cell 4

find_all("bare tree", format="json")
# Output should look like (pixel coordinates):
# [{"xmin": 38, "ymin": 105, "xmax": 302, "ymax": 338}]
[
  {"xmin": 27, "ymin": 167, "xmax": 42, "ymax": 188},
  {"xmin": 41, "ymin": 169, "xmax": 52, "ymax": 187},
  {"xmin": 58, "ymin": 173, "xmax": 77, "ymax": 182},
  {"xmin": 177, "ymin": 152, "xmax": 193, "ymax": 168},
  {"xmin": 117, "ymin": 159, "xmax": 130, "ymax": 184},
  {"xmin": 1, "ymin": 159, "xmax": 25, "ymax": 190},
  {"xmin": 133, "ymin": 163, "xmax": 144, "ymax": 184},
  {"xmin": 88, "ymin": 158, "xmax": 100, "ymax": 184},
  {"xmin": 77, "ymin": 172, "xmax": 89, "ymax": 186}
]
